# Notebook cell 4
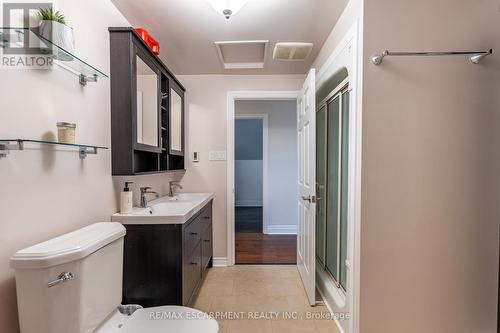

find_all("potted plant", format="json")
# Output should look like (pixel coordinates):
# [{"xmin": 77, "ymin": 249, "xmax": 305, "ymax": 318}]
[{"xmin": 37, "ymin": 8, "xmax": 74, "ymax": 61}]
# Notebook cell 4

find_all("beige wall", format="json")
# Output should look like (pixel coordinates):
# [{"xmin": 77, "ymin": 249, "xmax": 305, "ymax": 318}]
[
  {"xmin": 0, "ymin": 1, "xmax": 130, "ymax": 332},
  {"xmin": 361, "ymin": 1, "xmax": 500, "ymax": 332},
  {"xmin": 176, "ymin": 75, "xmax": 304, "ymax": 258}
]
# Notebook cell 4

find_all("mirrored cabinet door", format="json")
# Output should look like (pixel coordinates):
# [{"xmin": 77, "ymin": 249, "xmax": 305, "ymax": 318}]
[
  {"xmin": 169, "ymin": 84, "xmax": 184, "ymax": 155},
  {"xmin": 135, "ymin": 52, "xmax": 160, "ymax": 152}
]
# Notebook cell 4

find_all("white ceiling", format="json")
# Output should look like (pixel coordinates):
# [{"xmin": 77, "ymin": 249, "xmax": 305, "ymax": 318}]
[{"xmin": 112, "ymin": 0, "xmax": 349, "ymax": 75}]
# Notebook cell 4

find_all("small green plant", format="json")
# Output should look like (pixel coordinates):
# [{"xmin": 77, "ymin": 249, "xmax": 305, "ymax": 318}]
[{"xmin": 37, "ymin": 8, "xmax": 66, "ymax": 25}]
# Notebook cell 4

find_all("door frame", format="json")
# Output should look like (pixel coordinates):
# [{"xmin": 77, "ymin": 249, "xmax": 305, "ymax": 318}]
[
  {"xmin": 227, "ymin": 91, "xmax": 299, "ymax": 266},
  {"xmin": 234, "ymin": 114, "xmax": 269, "ymax": 234}
]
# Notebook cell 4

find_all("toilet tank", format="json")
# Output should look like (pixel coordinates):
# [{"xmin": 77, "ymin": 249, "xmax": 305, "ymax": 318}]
[{"xmin": 10, "ymin": 223, "xmax": 126, "ymax": 333}]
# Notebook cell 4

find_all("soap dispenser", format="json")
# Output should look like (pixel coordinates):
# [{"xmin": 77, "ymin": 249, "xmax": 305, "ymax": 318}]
[{"xmin": 120, "ymin": 182, "xmax": 134, "ymax": 214}]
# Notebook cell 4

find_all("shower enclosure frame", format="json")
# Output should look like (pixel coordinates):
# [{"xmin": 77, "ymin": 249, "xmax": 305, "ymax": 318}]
[{"xmin": 316, "ymin": 77, "xmax": 350, "ymax": 293}]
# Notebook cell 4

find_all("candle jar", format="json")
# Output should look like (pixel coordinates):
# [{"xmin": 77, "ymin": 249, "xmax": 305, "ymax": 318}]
[{"xmin": 56, "ymin": 122, "xmax": 76, "ymax": 144}]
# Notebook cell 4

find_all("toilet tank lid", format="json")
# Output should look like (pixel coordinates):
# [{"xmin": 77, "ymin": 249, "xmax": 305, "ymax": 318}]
[{"xmin": 10, "ymin": 222, "xmax": 126, "ymax": 269}]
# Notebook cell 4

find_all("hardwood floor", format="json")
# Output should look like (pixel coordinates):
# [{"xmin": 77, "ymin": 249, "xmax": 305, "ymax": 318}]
[
  {"xmin": 235, "ymin": 207, "xmax": 263, "ymax": 233},
  {"xmin": 236, "ymin": 232, "xmax": 297, "ymax": 264},
  {"xmin": 235, "ymin": 206, "xmax": 297, "ymax": 264}
]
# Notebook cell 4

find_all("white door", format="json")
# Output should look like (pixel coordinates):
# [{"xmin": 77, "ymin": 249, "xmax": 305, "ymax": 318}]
[{"xmin": 297, "ymin": 69, "xmax": 316, "ymax": 306}]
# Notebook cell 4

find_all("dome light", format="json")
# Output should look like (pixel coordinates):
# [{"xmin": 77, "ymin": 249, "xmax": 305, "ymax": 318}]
[{"xmin": 206, "ymin": 0, "xmax": 249, "ymax": 19}]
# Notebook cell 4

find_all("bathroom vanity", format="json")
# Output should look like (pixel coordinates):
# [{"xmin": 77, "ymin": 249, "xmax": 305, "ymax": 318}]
[{"xmin": 111, "ymin": 193, "xmax": 213, "ymax": 307}]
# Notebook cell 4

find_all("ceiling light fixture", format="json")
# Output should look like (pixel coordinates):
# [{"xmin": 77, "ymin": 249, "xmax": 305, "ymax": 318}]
[{"xmin": 206, "ymin": 0, "xmax": 249, "ymax": 19}]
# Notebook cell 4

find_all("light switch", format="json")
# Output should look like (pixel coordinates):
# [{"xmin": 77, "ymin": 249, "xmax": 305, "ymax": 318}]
[
  {"xmin": 192, "ymin": 152, "xmax": 200, "ymax": 162},
  {"xmin": 209, "ymin": 150, "xmax": 227, "ymax": 161}
]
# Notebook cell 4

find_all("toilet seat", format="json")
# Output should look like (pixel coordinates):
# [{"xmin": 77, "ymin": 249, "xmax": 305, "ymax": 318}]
[{"xmin": 121, "ymin": 306, "xmax": 218, "ymax": 333}]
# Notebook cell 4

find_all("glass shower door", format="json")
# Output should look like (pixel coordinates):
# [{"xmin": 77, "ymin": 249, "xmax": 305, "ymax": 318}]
[
  {"xmin": 316, "ymin": 85, "xmax": 349, "ymax": 292},
  {"xmin": 339, "ymin": 89, "xmax": 349, "ymax": 290},
  {"xmin": 326, "ymin": 95, "xmax": 341, "ymax": 282},
  {"xmin": 316, "ymin": 105, "xmax": 327, "ymax": 265}
]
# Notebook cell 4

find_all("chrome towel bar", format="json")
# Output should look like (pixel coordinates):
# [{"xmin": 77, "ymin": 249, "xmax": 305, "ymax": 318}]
[{"xmin": 371, "ymin": 49, "xmax": 493, "ymax": 65}]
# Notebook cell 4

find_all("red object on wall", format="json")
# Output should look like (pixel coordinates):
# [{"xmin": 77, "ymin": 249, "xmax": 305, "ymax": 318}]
[
  {"xmin": 134, "ymin": 28, "xmax": 160, "ymax": 55},
  {"xmin": 148, "ymin": 36, "xmax": 160, "ymax": 55}
]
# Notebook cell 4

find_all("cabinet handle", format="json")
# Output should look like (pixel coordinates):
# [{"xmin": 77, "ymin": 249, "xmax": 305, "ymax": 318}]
[
  {"xmin": 190, "ymin": 262, "xmax": 197, "ymax": 265},
  {"xmin": 190, "ymin": 232, "xmax": 198, "ymax": 235},
  {"xmin": 204, "ymin": 239, "xmax": 210, "ymax": 243},
  {"xmin": 203, "ymin": 216, "xmax": 210, "ymax": 220}
]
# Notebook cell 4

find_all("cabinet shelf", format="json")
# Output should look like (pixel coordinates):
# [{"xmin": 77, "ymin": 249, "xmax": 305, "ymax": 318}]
[
  {"xmin": 0, "ymin": 28, "xmax": 108, "ymax": 85},
  {"xmin": 0, "ymin": 139, "xmax": 108, "ymax": 159}
]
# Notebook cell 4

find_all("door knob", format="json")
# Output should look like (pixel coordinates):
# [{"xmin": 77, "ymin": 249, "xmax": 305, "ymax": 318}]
[{"xmin": 301, "ymin": 195, "xmax": 318, "ymax": 203}]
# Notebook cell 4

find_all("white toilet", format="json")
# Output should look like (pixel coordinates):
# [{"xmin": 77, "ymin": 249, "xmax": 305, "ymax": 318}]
[{"xmin": 10, "ymin": 222, "xmax": 218, "ymax": 333}]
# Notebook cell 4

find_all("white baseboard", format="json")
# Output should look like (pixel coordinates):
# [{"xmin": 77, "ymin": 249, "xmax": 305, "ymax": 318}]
[
  {"xmin": 265, "ymin": 224, "xmax": 297, "ymax": 235},
  {"xmin": 316, "ymin": 284, "xmax": 345, "ymax": 333},
  {"xmin": 316, "ymin": 262, "xmax": 346, "ymax": 333},
  {"xmin": 212, "ymin": 257, "xmax": 228, "ymax": 267},
  {"xmin": 235, "ymin": 200, "xmax": 263, "ymax": 207}
]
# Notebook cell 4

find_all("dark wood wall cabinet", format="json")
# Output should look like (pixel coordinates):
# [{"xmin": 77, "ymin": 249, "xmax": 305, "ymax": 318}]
[
  {"xmin": 109, "ymin": 27, "xmax": 185, "ymax": 175},
  {"xmin": 122, "ymin": 201, "xmax": 213, "ymax": 307}
]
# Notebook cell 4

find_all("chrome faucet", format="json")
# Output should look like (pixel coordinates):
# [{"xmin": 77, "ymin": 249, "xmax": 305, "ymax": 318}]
[
  {"xmin": 169, "ymin": 181, "xmax": 183, "ymax": 197},
  {"xmin": 140, "ymin": 187, "xmax": 158, "ymax": 208}
]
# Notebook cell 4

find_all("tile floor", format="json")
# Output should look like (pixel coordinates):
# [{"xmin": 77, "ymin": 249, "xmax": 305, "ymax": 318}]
[{"xmin": 193, "ymin": 265, "xmax": 341, "ymax": 333}]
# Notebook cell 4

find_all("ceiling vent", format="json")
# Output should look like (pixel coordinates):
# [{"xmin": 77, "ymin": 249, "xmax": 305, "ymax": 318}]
[
  {"xmin": 215, "ymin": 40, "xmax": 269, "ymax": 69},
  {"xmin": 273, "ymin": 42, "xmax": 313, "ymax": 61}
]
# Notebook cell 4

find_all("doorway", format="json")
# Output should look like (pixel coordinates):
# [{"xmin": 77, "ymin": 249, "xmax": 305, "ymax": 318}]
[
  {"xmin": 234, "ymin": 116, "xmax": 266, "ymax": 235},
  {"xmin": 227, "ymin": 94, "xmax": 299, "ymax": 265}
]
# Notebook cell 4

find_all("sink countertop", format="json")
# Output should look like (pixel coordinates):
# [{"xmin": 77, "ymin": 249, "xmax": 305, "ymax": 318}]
[{"xmin": 111, "ymin": 192, "xmax": 214, "ymax": 225}]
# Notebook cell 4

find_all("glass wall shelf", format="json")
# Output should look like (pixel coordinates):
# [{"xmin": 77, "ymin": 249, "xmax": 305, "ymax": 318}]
[
  {"xmin": 0, "ymin": 139, "xmax": 108, "ymax": 159},
  {"xmin": 0, "ymin": 27, "xmax": 108, "ymax": 85}
]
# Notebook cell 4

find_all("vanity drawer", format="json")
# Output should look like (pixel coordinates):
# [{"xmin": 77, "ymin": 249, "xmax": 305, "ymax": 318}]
[
  {"xmin": 184, "ymin": 216, "xmax": 201, "ymax": 257},
  {"xmin": 183, "ymin": 242, "xmax": 202, "ymax": 305},
  {"xmin": 201, "ymin": 226, "xmax": 212, "ymax": 269},
  {"xmin": 200, "ymin": 204, "xmax": 212, "ymax": 232}
]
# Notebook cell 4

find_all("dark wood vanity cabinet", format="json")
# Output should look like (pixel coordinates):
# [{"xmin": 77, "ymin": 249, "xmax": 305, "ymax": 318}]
[
  {"xmin": 109, "ymin": 27, "xmax": 185, "ymax": 175},
  {"xmin": 121, "ymin": 201, "xmax": 213, "ymax": 308}
]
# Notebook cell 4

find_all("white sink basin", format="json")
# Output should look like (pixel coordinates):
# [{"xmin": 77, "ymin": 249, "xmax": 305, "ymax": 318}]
[
  {"xmin": 150, "ymin": 201, "xmax": 194, "ymax": 215},
  {"xmin": 111, "ymin": 193, "xmax": 214, "ymax": 225},
  {"xmin": 168, "ymin": 193, "xmax": 209, "ymax": 202}
]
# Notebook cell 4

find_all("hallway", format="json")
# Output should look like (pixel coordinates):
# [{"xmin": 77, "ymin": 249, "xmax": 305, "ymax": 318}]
[{"xmin": 235, "ymin": 207, "xmax": 296, "ymax": 264}]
